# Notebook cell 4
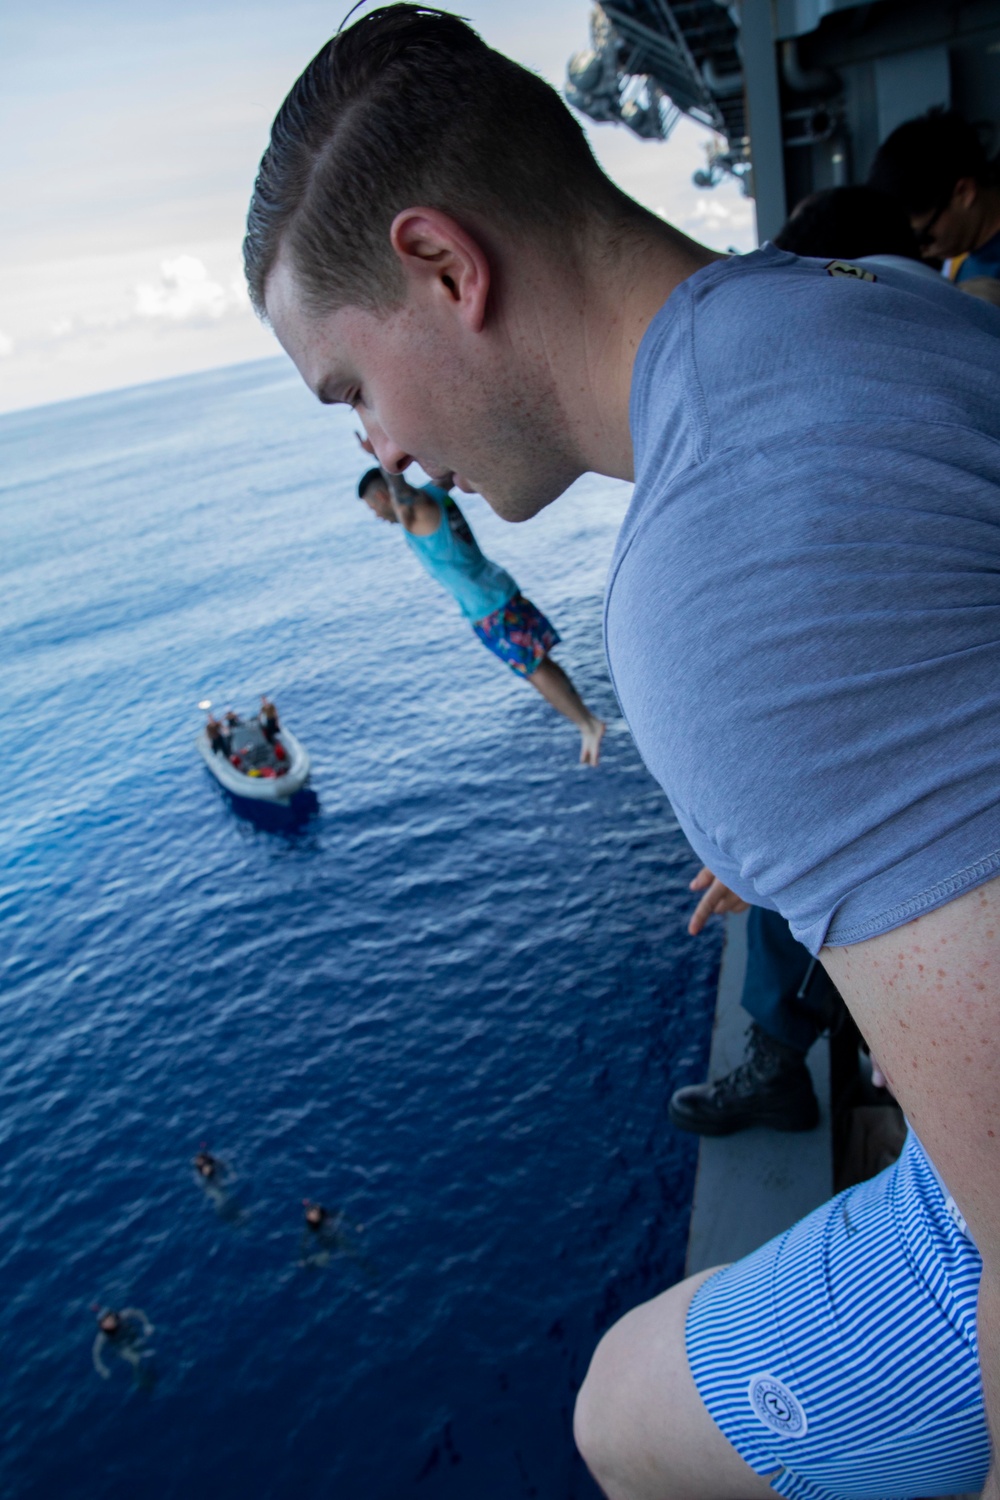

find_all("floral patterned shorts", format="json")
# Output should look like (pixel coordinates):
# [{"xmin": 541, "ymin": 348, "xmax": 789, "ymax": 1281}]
[{"xmin": 472, "ymin": 592, "xmax": 560, "ymax": 677}]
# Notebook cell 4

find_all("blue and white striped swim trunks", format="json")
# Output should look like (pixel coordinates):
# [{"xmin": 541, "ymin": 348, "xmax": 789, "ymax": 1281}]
[{"xmin": 686, "ymin": 1132, "xmax": 988, "ymax": 1499}]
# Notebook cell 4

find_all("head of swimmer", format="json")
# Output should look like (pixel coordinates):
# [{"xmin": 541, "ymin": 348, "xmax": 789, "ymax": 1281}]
[
  {"xmin": 304, "ymin": 1201, "xmax": 328, "ymax": 1230},
  {"xmin": 245, "ymin": 5, "xmax": 659, "ymax": 522},
  {"xmin": 357, "ymin": 468, "xmax": 397, "ymax": 524},
  {"xmin": 99, "ymin": 1309, "xmax": 121, "ymax": 1336}
]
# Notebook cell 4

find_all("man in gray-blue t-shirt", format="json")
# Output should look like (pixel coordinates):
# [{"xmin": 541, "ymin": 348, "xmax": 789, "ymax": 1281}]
[{"xmin": 249, "ymin": 11, "xmax": 1000, "ymax": 1497}]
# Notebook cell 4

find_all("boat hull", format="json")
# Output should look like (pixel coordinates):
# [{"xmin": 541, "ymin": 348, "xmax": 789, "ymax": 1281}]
[{"xmin": 195, "ymin": 725, "xmax": 311, "ymax": 802}]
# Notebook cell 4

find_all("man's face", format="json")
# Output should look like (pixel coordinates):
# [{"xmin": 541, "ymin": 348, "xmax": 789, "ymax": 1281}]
[
  {"xmin": 361, "ymin": 485, "xmax": 396, "ymax": 523},
  {"xmin": 910, "ymin": 179, "xmax": 979, "ymax": 261},
  {"xmin": 265, "ymin": 255, "xmax": 582, "ymax": 523}
]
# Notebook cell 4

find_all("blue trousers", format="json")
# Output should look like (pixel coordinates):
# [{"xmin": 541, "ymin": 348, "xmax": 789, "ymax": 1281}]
[{"xmin": 741, "ymin": 907, "xmax": 841, "ymax": 1056}]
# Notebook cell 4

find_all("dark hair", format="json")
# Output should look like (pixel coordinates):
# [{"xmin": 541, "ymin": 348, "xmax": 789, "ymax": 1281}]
[
  {"xmin": 773, "ymin": 185, "xmax": 920, "ymax": 260},
  {"xmin": 244, "ymin": 4, "xmax": 621, "ymax": 320},
  {"xmin": 357, "ymin": 466, "xmax": 386, "ymax": 499},
  {"xmin": 868, "ymin": 108, "xmax": 993, "ymax": 215}
]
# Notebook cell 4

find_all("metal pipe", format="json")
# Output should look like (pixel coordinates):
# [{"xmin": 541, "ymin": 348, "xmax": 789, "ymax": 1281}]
[
  {"xmin": 702, "ymin": 57, "xmax": 744, "ymax": 97},
  {"xmin": 780, "ymin": 38, "xmax": 840, "ymax": 97}
]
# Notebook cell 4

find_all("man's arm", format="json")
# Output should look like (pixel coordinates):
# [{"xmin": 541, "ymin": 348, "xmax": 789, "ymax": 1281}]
[
  {"xmin": 821, "ymin": 873, "xmax": 1000, "ymax": 1496},
  {"xmin": 383, "ymin": 469, "xmax": 442, "ymax": 536},
  {"xmin": 121, "ymin": 1307, "xmax": 154, "ymax": 1336},
  {"xmin": 355, "ymin": 431, "xmax": 442, "ymax": 535}
]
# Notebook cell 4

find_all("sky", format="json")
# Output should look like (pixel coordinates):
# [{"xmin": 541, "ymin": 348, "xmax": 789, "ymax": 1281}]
[{"xmin": 1, "ymin": 0, "xmax": 756, "ymax": 415}]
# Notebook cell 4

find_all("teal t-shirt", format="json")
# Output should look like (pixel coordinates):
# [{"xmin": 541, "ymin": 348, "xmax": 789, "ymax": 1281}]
[{"xmin": 402, "ymin": 485, "xmax": 518, "ymax": 623}]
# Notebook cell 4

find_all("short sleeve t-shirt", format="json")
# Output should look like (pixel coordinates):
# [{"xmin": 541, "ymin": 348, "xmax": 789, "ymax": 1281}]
[
  {"xmin": 605, "ymin": 244, "xmax": 1000, "ymax": 954},
  {"xmin": 402, "ymin": 485, "xmax": 518, "ymax": 623}
]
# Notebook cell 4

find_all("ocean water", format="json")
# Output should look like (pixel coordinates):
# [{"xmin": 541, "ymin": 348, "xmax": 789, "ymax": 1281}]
[{"xmin": 0, "ymin": 360, "xmax": 720, "ymax": 1500}]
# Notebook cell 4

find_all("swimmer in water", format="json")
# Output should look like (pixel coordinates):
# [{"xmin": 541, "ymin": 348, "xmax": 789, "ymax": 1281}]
[
  {"xmin": 193, "ymin": 1148, "xmax": 220, "ymax": 1180},
  {"xmin": 299, "ymin": 1200, "xmax": 374, "ymax": 1276},
  {"xmin": 192, "ymin": 1145, "xmax": 245, "ymax": 1224},
  {"xmin": 304, "ymin": 1200, "xmax": 329, "ymax": 1230},
  {"xmin": 299, "ymin": 1200, "xmax": 345, "ymax": 1268},
  {"xmin": 92, "ymin": 1306, "xmax": 155, "ymax": 1385}
]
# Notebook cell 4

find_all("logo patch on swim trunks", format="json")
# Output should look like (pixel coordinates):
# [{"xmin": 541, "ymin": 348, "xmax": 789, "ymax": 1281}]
[
  {"xmin": 747, "ymin": 1374, "xmax": 809, "ymax": 1438},
  {"xmin": 945, "ymin": 1193, "xmax": 970, "ymax": 1239},
  {"xmin": 825, "ymin": 259, "xmax": 876, "ymax": 282}
]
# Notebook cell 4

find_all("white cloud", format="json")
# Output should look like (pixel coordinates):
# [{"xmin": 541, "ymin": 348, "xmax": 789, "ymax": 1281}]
[
  {"xmin": 0, "ymin": 330, "xmax": 13, "ymax": 357},
  {"xmin": 0, "ymin": 242, "xmax": 275, "ymax": 413},
  {"xmin": 685, "ymin": 195, "xmax": 747, "ymax": 226},
  {"xmin": 134, "ymin": 254, "xmax": 242, "ymax": 323}
]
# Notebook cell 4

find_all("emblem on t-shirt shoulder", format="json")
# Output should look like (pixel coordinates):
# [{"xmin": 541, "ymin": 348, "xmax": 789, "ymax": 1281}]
[
  {"xmin": 825, "ymin": 259, "xmax": 877, "ymax": 282},
  {"xmin": 748, "ymin": 1373, "xmax": 809, "ymax": 1438}
]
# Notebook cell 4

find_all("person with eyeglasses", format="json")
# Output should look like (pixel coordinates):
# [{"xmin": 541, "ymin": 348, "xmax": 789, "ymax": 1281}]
[{"xmin": 869, "ymin": 107, "xmax": 1000, "ymax": 294}]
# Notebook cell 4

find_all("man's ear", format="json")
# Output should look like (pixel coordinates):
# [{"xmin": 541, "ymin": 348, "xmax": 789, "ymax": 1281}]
[
  {"xmin": 389, "ymin": 208, "xmax": 490, "ymax": 332},
  {"xmin": 952, "ymin": 176, "xmax": 979, "ymax": 211}
]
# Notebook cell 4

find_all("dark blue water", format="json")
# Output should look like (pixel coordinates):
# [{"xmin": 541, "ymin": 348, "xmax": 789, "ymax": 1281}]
[{"xmin": 0, "ymin": 361, "xmax": 719, "ymax": 1500}]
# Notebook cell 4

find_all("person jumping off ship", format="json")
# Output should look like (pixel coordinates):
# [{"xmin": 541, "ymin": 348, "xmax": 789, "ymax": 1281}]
[{"xmin": 356, "ymin": 449, "xmax": 605, "ymax": 765}]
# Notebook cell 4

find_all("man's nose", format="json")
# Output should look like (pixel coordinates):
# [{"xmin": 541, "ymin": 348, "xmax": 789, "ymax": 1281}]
[{"xmin": 364, "ymin": 420, "xmax": 413, "ymax": 475}]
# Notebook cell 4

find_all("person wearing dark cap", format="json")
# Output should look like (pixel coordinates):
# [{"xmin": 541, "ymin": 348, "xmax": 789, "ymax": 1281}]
[
  {"xmin": 869, "ymin": 107, "xmax": 1000, "ymax": 291},
  {"xmin": 356, "ymin": 455, "xmax": 605, "ymax": 765}
]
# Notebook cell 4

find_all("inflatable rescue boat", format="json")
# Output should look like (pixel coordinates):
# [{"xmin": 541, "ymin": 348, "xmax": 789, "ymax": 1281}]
[{"xmin": 196, "ymin": 710, "xmax": 311, "ymax": 802}]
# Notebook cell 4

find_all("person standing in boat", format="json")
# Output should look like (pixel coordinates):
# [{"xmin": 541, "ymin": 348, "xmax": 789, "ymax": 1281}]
[
  {"xmin": 259, "ymin": 696, "xmax": 280, "ymax": 743},
  {"xmin": 205, "ymin": 714, "xmax": 231, "ymax": 758},
  {"xmin": 356, "ymin": 460, "xmax": 606, "ymax": 766}
]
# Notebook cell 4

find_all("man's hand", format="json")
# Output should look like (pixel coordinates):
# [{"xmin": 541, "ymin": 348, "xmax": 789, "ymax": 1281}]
[
  {"xmin": 687, "ymin": 866, "xmax": 750, "ymax": 936},
  {"xmin": 383, "ymin": 468, "xmax": 419, "ymax": 506}
]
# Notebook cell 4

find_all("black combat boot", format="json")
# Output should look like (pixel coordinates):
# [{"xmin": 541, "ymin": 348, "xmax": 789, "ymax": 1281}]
[{"xmin": 668, "ymin": 1024, "xmax": 819, "ymax": 1136}]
